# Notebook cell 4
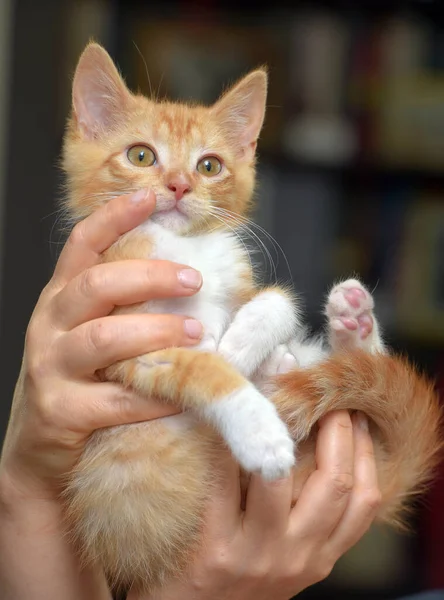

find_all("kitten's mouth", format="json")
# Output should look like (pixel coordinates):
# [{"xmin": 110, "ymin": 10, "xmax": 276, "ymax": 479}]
[
  {"xmin": 153, "ymin": 197, "xmax": 187, "ymax": 216},
  {"xmin": 155, "ymin": 206, "xmax": 185, "ymax": 216},
  {"xmin": 151, "ymin": 199, "xmax": 192, "ymax": 231}
]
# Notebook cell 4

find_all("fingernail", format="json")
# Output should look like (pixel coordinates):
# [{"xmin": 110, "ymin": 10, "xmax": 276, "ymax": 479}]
[
  {"xmin": 356, "ymin": 412, "xmax": 369, "ymax": 432},
  {"xmin": 178, "ymin": 268, "xmax": 202, "ymax": 290},
  {"xmin": 184, "ymin": 319, "xmax": 203, "ymax": 339},
  {"xmin": 131, "ymin": 189, "xmax": 149, "ymax": 203}
]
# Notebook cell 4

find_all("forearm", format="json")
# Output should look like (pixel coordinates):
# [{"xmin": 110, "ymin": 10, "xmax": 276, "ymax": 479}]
[{"xmin": 0, "ymin": 472, "xmax": 111, "ymax": 600}]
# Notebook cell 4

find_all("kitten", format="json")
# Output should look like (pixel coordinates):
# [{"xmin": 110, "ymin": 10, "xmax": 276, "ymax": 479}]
[{"xmin": 62, "ymin": 43, "xmax": 442, "ymax": 594}]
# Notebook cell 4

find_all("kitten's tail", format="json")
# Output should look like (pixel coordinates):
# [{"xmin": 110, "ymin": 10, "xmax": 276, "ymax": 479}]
[{"xmin": 271, "ymin": 350, "xmax": 443, "ymax": 528}]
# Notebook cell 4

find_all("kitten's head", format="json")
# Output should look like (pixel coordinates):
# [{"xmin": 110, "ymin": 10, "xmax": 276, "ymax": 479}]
[{"xmin": 63, "ymin": 43, "xmax": 267, "ymax": 234}]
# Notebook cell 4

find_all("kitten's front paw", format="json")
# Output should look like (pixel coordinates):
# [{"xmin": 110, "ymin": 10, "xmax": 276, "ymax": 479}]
[
  {"xmin": 247, "ymin": 423, "xmax": 296, "ymax": 481},
  {"xmin": 326, "ymin": 279, "xmax": 380, "ymax": 352},
  {"xmin": 209, "ymin": 385, "xmax": 295, "ymax": 480}
]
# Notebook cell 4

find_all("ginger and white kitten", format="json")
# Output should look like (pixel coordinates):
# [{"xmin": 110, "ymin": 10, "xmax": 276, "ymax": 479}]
[{"xmin": 62, "ymin": 43, "xmax": 441, "ymax": 594}]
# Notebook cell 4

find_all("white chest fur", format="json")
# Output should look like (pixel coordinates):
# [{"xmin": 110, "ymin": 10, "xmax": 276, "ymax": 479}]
[{"xmin": 137, "ymin": 222, "xmax": 248, "ymax": 347}]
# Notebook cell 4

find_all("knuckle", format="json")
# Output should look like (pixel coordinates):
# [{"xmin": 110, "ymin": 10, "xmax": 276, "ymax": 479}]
[
  {"xmin": 85, "ymin": 320, "xmax": 114, "ymax": 354},
  {"xmin": 205, "ymin": 545, "xmax": 234, "ymax": 576},
  {"xmin": 26, "ymin": 355, "xmax": 47, "ymax": 382},
  {"xmin": 360, "ymin": 488, "xmax": 382, "ymax": 513},
  {"xmin": 283, "ymin": 556, "xmax": 310, "ymax": 584},
  {"xmin": 25, "ymin": 345, "xmax": 56, "ymax": 383},
  {"xmin": 144, "ymin": 262, "xmax": 159, "ymax": 285},
  {"xmin": 314, "ymin": 559, "xmax": 334, "ymax": 583},
  {"xmin": 68, "ymin": 222, "xmax": 87, "ymax": 248},
  {"xmin": 329, "ymin": 472, "xmax": 354, "ymax": 499},
  {"xmin": 78, "ymin": 266, "xmax": 104, "ymax": 299},
  {"xmin": 32, "ymin": 387, "xmax": 61, "ymax": 429},
  {"xmin": 293, "ymin": 554, "xmax": 333, "ymax": 585},
  {"xmin": 281, "ymin": 550, "xmax": 335, "ymax": 588},
  {"xmin": 245, "ymin": 558, "xmax": 271, "ymax": 581},
  {"xmin": 112, "ymin": 388, "xmax": 139, "ymax": 422}
]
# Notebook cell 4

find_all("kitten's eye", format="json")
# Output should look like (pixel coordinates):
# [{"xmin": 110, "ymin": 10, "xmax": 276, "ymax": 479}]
[
  {"xmin": 127, "ymin": 145, "xmax": 156, "ymax": 167},
  {"xmin": 197, "ymin": 156, "xmax": 222, "ymax": 177}
]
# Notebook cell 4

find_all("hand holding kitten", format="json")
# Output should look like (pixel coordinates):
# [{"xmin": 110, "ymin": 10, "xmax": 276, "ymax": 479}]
[
  {"xmin": 0, "ymin": 189, "xmax": 203, "ymax": 498},
  {"xmin": 130, "ymin": 411, "xmax": 380, "ymax": 600}
]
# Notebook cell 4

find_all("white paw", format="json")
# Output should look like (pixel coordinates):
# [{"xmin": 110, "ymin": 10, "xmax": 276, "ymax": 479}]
[
  {"xmin": 205, "ymin": 385, "xmax": 295, "ymax": 480},
  {"xmin": 218, "ymin": 290, "xmax": 298, "ymax": 378},
  {"xmin": 326, "ymin": 279, "xmax": 378, "ymax": 351}
]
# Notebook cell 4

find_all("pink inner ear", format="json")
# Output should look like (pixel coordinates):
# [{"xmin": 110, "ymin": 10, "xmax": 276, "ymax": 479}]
[
  {"xmin": 72, "ymin": 45, "xmax": 132, "ymax": 138},
  {"xmin": 212, "ymin": 71, "xmax": 267, "ymax": 160},
  {"xmin": 74, "ymin": 75, "xmax": 110, "ymax": 135}
]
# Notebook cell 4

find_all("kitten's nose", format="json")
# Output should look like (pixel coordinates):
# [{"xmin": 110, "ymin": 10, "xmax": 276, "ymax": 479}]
[{"xmin": 166, "ymin": 176, "xmax": 191, "ymax": 201}]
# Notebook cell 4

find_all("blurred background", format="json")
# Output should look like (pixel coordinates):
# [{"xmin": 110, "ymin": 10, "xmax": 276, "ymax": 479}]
[{"xmin": 0, "ymin": 0, "xmax": 444, "ymax": 598}]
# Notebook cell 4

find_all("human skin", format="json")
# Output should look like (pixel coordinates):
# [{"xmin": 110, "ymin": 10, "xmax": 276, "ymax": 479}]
[{"xmin": 0, "ymin": 190, "xmax": 381, "ymax": 599}]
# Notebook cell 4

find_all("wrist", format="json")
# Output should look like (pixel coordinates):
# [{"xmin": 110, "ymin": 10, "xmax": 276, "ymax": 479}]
[
  {"xmin": 0, "ymin": 466, "xmax": 112, "ymax": 600},
  {"xmin": 0, "ymin": 464, "xmax": 63, "ymax": 526}
]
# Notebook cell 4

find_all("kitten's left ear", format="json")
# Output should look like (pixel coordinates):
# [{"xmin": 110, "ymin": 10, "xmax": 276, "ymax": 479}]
[
  {"xmin": 212, "ymin": 68, "xmax": 267, "ymax": 162},
  {"xmin": 72, "ymin": 43, "xmax": 134, "ymax": 139}
]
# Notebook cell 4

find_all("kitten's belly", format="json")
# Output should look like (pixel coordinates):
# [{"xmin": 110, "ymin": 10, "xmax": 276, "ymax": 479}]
[{"xmin": 156, "ymin": 412, "xmax": 198, "ymax": 432}]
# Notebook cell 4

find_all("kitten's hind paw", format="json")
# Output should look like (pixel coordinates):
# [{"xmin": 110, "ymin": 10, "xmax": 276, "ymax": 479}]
[{"xmin": 326, "ymin": 279, "xmax": 382, "ymax": 352}]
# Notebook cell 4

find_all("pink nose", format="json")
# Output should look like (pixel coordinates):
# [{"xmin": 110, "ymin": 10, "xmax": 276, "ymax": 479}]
[{"xmin": 167, "ymin": 179, "xmax": 191, "ymax": 201}]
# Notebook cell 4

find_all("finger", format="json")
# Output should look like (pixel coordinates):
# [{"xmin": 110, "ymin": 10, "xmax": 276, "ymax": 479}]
[
  {"xmin": 327, "ymin": 412, "xmax": 381, "ymax": 557},
  {"xmin": 202, "ymin": 449, "xmax": 242, "ymax": 536},
  {"xmin": 63, "ymin": 381, "xmax": 180, "ymax": 434},
  {"xmin": 243, "ymin": 472, "xmax": 294, "ymax": 539},
  {"xmin": 52, "ymin": 189, "xmax": 155, "ymax": 287},
  {"xmin": 290, "ymin": 411, "xmax": 354, "ymax": 540},
  {"xmin": 56, "ymin": 314, "xmax": 203, "ymax": 375},
  {"xmin": 51, "ymin": 260, "xmax": 202, "ymax": 330}
]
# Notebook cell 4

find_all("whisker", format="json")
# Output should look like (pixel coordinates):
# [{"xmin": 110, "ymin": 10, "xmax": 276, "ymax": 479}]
[
  {"xmin": 156, "ymin": 72, "xmax": 165, "ymax": 102},
  {"xmin": 371, "ymin": 279, "xmax": 380, "ymax": 295},
  {"xmin": 133, "ymin": 41, "xmax": 153, "ymax": 98},
  {"xmin": 206, "ymin": 209, "xmax": 254, "ymax": 274},
  {"xmin": 212, "ymin": 206, "xmax": 293, "ymax": 284},
  {"xmin": 210, "ymin": 206, "xmax": 278, "ymax": 282}
]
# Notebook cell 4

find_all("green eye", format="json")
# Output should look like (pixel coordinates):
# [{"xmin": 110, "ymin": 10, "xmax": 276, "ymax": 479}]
[
  {"xmin": 127, "ymin": 145, "xmax": 156, "ymax": 167},
  {"xmin": 197, "ymin": 156, "xmax": 222, "ymax": 177}
]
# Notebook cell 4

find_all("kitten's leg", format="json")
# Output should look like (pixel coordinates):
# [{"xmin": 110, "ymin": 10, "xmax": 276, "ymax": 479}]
[
  {"xmin": 253, "ymin": 332, "xmax": 328, "ymax": 392},
  {"xmin": 218, "ymin": 287, "xmax": 298, "ymax": 378},
  {"xmin": 287, "ymin": 330, "xmax": 328, "ymax": 368},
  {"xmin": 106, "ymin": 348, "xmax": 295, "ymax": 480},
  {"xmin": 326, "ymin": 278, "xmax": 385, "ymax": 353}
]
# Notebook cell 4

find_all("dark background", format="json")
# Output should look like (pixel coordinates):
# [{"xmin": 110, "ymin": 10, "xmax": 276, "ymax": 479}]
[{"xmin": 1, "ymin": 0, "xmax": 444, "ymax": 598}]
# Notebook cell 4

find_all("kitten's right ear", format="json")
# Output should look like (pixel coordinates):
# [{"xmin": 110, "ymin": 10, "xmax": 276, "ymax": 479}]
[{"xmin": 72, "ymin": 43, "xmax": 133, "ymax": 139}]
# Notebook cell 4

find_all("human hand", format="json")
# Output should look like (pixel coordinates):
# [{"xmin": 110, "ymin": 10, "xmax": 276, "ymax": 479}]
[
  {"xmin": 0, "ymin": 189, "xmax": 204, "ymax": 500},
  {"xmin": 133, "ymin": 410, "xmax": 380, "ymax": 600}
]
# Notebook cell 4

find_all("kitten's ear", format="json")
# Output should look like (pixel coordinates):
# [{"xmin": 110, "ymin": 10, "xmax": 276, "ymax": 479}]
[
  {"xmin": 72, "ymin": 43, "xmax": 134, "ymax": 139},
  {"xmin": 212, "ymin": 68, "xmax": 267, "ymax": 161}
]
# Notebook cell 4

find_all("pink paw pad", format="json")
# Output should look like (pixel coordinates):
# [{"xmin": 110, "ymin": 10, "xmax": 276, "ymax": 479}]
[
  {"xmin": 357, "ymin": 314, "xmax": 373, "ymax": 339},
  {"xmin": 327, "ymin": 280, "xmax": 375, "ymax": 346},
  {"xmin": 344, "ymin": 288, "xmax": 366, "ymax": 309}
]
